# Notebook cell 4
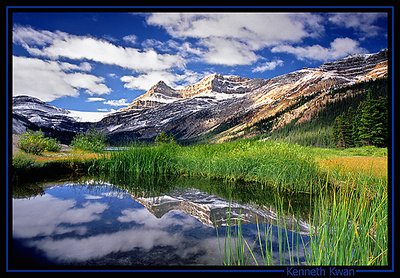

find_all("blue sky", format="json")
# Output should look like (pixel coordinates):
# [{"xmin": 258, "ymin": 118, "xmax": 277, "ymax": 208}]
[{"xmin": 12, "ymin": 11, "xmax": 388, "ymax": 113}]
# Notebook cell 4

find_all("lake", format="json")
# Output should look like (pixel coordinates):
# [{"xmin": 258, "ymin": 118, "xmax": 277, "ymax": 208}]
[{"xmin": 11, "ymin": 177, "xmax": 312, "ymax": 268}]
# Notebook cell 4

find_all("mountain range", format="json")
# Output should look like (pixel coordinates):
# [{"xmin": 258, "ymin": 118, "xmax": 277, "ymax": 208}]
[{"xmin": 12, "ymin": 49, "xmax": 388, "ymax": 144}]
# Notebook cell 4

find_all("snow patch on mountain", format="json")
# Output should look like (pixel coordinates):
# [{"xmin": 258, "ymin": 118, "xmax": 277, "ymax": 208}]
[{"xmin": 67, "ymin": 110, "xmax": 110, "ymax": 122}]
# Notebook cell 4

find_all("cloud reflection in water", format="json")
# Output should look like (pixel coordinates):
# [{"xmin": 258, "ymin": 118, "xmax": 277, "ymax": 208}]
[{"xmin": 12, "ymin": 185, "xmax": 223, "ymax": 265}]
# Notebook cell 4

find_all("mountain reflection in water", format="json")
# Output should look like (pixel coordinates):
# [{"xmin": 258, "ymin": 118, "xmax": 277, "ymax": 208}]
[{"xmin": 12, "ymin": 180, "xmax": 311, "ymax": 267}]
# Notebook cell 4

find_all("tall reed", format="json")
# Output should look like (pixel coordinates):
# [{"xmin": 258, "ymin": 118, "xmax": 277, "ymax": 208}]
[
  {"xmin": 93, "ymin": 140, "xmax": 325, "ymax": 194},
  {"xmin": 219, "ymin": 174, "xmax": 388, "ymax": 266}
]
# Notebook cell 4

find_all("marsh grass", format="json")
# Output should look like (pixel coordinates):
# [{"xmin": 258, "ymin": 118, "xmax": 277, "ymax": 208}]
[
  {"xmin": 218, "ymin": 194, "xmax": 311, "ymax": 266},
  {"xmin": 95, "ymin": 143, "xmax": 177, "ymax": 177},
  {"xmin": 94, "ymin": 140, "xmax": 324, "ymax": 194},
  {"xmin": 306, "ymin": 175, "xmax": 388, "ymax": 265},
  {"xmin": 219, "ymin": 174, "xmax": 388, "ymax": 266}
]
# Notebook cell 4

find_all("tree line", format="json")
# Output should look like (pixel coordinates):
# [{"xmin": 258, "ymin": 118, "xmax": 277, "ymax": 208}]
[{"xmin": 332, "ymin": 90, "xmax": 388, "ymax": 148}]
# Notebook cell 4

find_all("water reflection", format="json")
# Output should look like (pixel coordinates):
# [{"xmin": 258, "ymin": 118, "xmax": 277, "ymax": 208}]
[{"xmin": 12, "ymin": 181, "xmax": 311, "ymax": 267}]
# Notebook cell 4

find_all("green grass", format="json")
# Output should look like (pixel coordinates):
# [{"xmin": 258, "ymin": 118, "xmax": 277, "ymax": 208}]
[
  {"xmin": 94, "ymin": 140, "xmax": 325, "ymax": 194},
  {"xmin": 94, "ymin": 140, "xmax": 387, "ymax": 194},
  {"xmin": 217, "ymin": 169, "xmax": 387, "ymax": 266},
  {"xmin": 11, "ymin": 151, "xmax": 98, "ymax": 185},
  {"xmin": 306, "ymin": 176, "xmax": 387, "ymax": 265},
  {"xmin": 12, "ymin": 152, "xmax": 36, "ymax": 169}
]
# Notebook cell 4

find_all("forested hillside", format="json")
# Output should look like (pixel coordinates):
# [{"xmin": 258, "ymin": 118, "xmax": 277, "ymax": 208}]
[{"xmin": 266, "ymin": 78, "xmax": 388, "ymax": 148}]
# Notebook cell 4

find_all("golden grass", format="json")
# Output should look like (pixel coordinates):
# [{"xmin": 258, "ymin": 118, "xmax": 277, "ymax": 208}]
[
  {"xmin": 318, "ymin": 156, "xmax": 387, "ymax": 178},
  {"xmin": 32, "ymin": 151, "xmax": 103, "ymax": 163}
]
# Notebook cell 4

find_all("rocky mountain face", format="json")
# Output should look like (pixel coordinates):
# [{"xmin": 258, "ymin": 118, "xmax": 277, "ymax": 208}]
[
  {"xmin": 12, "ymin": 96, "xmax": 89, "ymax": 143},
  {"xmin": 122, "ymin": 74, "xmax": 268, "ymax": 110},
  {"xmin": 12, "ymin": 49, "xmax": 388, "ymax": 144}
]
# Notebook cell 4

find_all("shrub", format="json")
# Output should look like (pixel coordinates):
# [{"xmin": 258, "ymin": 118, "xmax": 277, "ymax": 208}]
[
  {"xmin": 17, "ymin": 130, "xmax": 61, "ymax": 155},
  {"xmin": 155, "ymin": 131, "xmax": 175, "ymax": 144},
  {"xmin": 71, "ymin": 128, "xmax": 106, "ymax": 152},
  {"xmin": 44, "ymin": 137, "xmax": 62, "ymax": 152},
  {"xmin": 17, "ymin": 130, "xmax": 48, "ymax": 155},
  {"xmin": 12, "ymin": 152, "xmax": 35, "ymax": 169}
]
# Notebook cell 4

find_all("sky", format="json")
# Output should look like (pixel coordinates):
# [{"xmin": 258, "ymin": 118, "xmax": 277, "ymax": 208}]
[{"xmin": 11, "ymin": 11, "xmax": 388, "ymax": 114}]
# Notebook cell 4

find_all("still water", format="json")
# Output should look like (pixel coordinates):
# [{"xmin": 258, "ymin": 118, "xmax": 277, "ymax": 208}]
[{"xmin": 12, "ymin": 178, "xmax": 311, "ymax": 267}]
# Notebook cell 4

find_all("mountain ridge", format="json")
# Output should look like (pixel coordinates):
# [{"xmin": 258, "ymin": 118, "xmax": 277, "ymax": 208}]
[{"xmin": 12, "ymin": 49, "xmax": 388, "ymax": 144}]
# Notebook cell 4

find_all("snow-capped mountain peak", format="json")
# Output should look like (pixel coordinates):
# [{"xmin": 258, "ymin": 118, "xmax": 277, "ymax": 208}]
[{"xmin": 13, "ymin": 49, "xmax": 388, "ymax": 144}]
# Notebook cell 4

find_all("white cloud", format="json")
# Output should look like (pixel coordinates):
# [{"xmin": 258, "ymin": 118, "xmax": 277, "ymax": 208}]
[
  {"xmin": 146, "ymin": 13, "xmax": 322, "ymax": 44},
  {"xmin": 121, "ymin": 71, "xmax": 177, "ymax": 91},
  {"xmin": 122, "ymin": 34, "xmax": 137, "ymax": 45},
  {"xmin": 108, "ymin": 73, "xmax": 118, "ymax": 78},
  {"xmin": 102, "ymin": 34, "xmax": 118, "ymax": 42},
  {"xmin": 141, "ymin": 38, "xmax": 165, "ymax": 50},
  {"xmin": 86, "ymin": 97, "xmax": 105, "ymax": 102},
  {"xmin": 13, "ymin": 56, "xmax": 111, "ymax": 101},
  {"xmin": 25, "ymin": 208, "xmax": 206, "ymax": 263},
  {"xmin": 202, "ymin": 37, "xmax": 258, "ymax": 66},
  {"xmin": 84, "ymin": 194, "xmax": 103, "ymax": 200},
  {"xmin": 13, "ymin": 56, "xmax": 78, "ymax": 101},
  {"xmin": 12, "ymin": 25, "xmax": 68, "ymax": 47},
  {"xmin": 180, "ymin": 42, "xmax": 204, "ymax": 57},
  {"xmin": 103, "ymin": 98, "xmax": 130, "ymax": 107},
  {"xmin": 142, "ymin": 39, "xmax": 203, "ymax": 58},
  {"xmin": 121, "ymin": 70, "xmax": 205, "ymax": 91},
  {"xmin": 146, "ymin": 13, "xmax": 324, "ymax": 66},
  {"xmin": 252, "ymin": 59, "xmax": 284, "ymax": 73},
  {"xmin": 271, "ymin": 37, "xmax": 367, "ymax": 62},
  {"xmin": 59, "ymin": 61, "xmax": 92, "ymax": 72},
  {"xmin": 97, "ymin": 108, "xmax": 109, "ymax": 112},
  {"xmin": 13, "ymin": 25, "xmax": 184, "ymax": 72},
  {"xmin": 328, "ymin": 13, "xmax": 386, "ymax": 38},
  {"xmin": 13, "ymin": 194, "xmax": 108, "ymax": 238},
  {"xmin": 63, "ymin": 73, "xmax": 111, "ymax": 95},
  {"xmin": 31, "ymin": 228, "xmax": 180, "ymax": 262}
]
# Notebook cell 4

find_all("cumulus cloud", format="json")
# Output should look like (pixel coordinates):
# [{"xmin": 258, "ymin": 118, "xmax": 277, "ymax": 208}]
[
  {"xmin": 146, "ymin": 13, "xmax": 323, "ymax": 44},
  {"xmin": 13, "ymin": 56, "xmax": 111, "ymax": 101},
  {"xmin": 63, "ymin": 73, "xmax": 111, "ymax": 95},
  {"xmin": 103, "ymin": 98, "xmax": 130, "ymax": 107},
  {"xmin": 13, "ymin": 25, "xmax": 184, "ymax": 72},
  {"xmin": 271, "ymin": 37, "xmax": 367, "ymax": 62},
  {"xmin": 146, "ymin": 13, "xmax": 324, "ymax": 66},
  {"xmin": 121, "ymin": 71, "xmax": 177, "ymax": 91},
  {"xmin": 202, "ymin": 37, "xmax": 258, "ymax": 66},
  {"xmin": 252, "ymin": 59, "xmax": 284, "ymax": 73},
  {"xmin": 328, "ymin": 13, "xmax": 386, "ymax": 38},
  {"xmin": 121, "ymin": 70, "xmax": 206, "ymax": 91},
  {"xmin": 12, "ymin": 25, "xmax": 69, "ymax": 47}
]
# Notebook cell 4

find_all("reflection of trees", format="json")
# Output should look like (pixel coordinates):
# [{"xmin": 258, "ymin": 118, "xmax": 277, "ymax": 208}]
[
  {"xmin": 12, "ymin": 173, "xmax": 314, "ymax": 221},
  {"xmin": 12, "ymin": 184, "xmax": 45, "ymax": 199}
]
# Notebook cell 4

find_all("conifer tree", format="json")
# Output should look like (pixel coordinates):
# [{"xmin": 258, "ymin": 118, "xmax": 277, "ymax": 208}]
[{"xmin": 357, "ymin": 91, "xmax": 387, "ymax": 147}]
